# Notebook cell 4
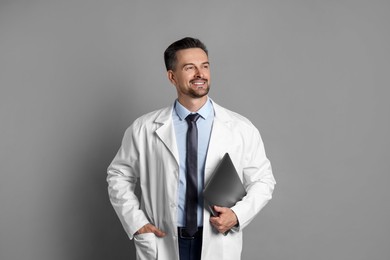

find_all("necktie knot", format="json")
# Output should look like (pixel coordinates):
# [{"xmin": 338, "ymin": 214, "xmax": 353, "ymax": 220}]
[{"xmin": 186, "ymin": 113, "xmax": 200, "ymax": 123}]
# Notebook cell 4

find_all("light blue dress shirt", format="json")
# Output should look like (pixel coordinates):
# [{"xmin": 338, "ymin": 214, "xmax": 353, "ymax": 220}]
[{"xmin": 172, "ymin": 98, "xmax": 214, "ymax": 227}]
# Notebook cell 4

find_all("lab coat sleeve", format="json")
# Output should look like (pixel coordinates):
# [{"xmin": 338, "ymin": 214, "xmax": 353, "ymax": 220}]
[
  {"xmin": 231, "ymin": 126, "xmax": 276, "ymax": 230},
  {"xmin": 107, "ymin": 124, "xmax": 149, "ymax": 240}
]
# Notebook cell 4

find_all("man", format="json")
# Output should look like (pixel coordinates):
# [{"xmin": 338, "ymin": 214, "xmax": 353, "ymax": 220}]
[{"xmin": 107, "ymin": 37, "xmax": 275, "ymax": 260}]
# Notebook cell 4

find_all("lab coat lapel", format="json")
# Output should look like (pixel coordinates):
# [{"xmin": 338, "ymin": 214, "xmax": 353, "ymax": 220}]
[
  {"xmin": 204, "ymin": 102, "xmax": 234, "ymax": 180},
  {"xmin": 155, "ymin": 106, "xmax": 180, "ymax": 166},
  {"xmin": 154, "ymin": 101, "xmax": 233, "ymax": 179}
]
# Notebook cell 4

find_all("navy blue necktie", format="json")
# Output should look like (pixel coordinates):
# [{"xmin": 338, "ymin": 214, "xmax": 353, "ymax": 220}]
[{"xmin": 185, "ymin": 113, "xmax": 200, "ymax": 236}]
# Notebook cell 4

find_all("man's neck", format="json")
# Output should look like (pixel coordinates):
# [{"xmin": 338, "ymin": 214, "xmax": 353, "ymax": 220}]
[{"xmin": 177, "ymin": 96, "xmax": 208, "ymax": 112}]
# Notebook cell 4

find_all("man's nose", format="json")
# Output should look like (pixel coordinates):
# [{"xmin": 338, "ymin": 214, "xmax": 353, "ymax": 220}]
[{"xmin": 194, "ymin": 67, "xmax": 203, "ymax": 78}]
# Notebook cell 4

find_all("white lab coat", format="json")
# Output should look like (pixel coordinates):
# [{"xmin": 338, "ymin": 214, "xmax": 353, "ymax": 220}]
[{"xmin": 107, "ymin": 100, "xmax": 275, "ymax": 260}]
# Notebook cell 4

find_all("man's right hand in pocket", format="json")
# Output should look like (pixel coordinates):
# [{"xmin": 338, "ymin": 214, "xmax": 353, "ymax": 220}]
[{"xmin": 135, "ymin": 223, "xmax": 166, "ymax": 237}]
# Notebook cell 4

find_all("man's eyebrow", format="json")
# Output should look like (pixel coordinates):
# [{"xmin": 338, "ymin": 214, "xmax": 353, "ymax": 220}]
[
  {"xmin": 182, "ymin": 62, "xmax": 210, "ymax": 67},
  {"xmin": 182, "ymin": 63, "xmax": 195, "ymax": 68}
]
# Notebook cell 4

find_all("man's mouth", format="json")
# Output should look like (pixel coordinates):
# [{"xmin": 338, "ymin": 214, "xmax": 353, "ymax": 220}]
[{"xmin": 190, "ymin": 79, "xmax": 207, "ymax": 87}]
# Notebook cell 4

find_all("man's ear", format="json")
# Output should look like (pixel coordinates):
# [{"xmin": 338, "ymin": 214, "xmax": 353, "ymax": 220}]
[{"xmin": 167, "ymin": 70, "xmax": 176, "ymax": 85}]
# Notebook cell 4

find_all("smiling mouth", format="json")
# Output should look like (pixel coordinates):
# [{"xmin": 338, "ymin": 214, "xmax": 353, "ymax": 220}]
[{"xmin": 190, "ymin": 79, "xmax": 207, "ymax": 87}]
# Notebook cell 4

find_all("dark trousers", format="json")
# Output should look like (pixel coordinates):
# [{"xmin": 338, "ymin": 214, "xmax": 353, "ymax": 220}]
[{"xmin": 178, "ymin": 227, "xmax": 203, "ymax": 260}]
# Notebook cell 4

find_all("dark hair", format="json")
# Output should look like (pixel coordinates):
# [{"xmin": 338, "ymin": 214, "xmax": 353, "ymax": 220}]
[{"xmin": 164, "ymin": 37, "xmax": 208, "ymax": 71}]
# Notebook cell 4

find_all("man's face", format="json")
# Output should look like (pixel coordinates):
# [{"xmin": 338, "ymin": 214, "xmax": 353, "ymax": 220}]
[{"xmin": 168, "ymin": 48, "xmax": 210, "ymax": 100}]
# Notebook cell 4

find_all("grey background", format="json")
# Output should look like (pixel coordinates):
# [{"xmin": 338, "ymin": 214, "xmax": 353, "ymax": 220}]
[{"xmin": 1, "ymin": 0, "xmax": 389, "ymax": 259}]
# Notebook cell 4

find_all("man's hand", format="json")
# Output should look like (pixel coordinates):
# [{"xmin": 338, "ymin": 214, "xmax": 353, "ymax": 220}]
[
  {"xmin": 134, "ymin": 223, "xmax": 166, "ymax": 237},
  {"xmin": 209, "ymin": 206, "xmax": 238, "ymax": 234}
]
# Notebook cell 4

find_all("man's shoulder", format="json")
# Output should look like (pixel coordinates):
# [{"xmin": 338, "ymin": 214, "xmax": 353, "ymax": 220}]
[
  {"xmin": 213, "ymin": 102, "xmax": 254, "ymax": 127},
  {"xmin": 130, "ymin": 105, "xmax": 172, "ymax": 128}
]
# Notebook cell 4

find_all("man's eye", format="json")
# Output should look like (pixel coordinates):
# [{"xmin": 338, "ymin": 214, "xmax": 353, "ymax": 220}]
[{"xmin": 185, "ymin": 66, "xmax": 194, "ymax": 71}]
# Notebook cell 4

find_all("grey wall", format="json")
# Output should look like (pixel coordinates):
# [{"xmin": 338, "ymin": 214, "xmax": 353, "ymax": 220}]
[{"xmin": 1, "ymin": 1, "xmax": 389, "ymax": 259}]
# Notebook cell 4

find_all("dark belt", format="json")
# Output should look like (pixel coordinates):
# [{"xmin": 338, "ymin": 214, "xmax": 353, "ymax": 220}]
[{"xmin": 178, "ymin": 227, "xmax": 203, "ymax": 239}]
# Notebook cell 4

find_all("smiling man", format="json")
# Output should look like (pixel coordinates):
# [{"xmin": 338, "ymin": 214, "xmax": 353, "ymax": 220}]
[
  {"xmin": 168, "ymin": 47, "xmax": 210, "ymax": 102},
  {"xmin": 107, "ymin": 37, "xmax": 276, "ymax": 260}
]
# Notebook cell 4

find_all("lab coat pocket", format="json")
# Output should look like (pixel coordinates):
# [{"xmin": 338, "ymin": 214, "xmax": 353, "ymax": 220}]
[
  {"xmin": 223, "ymin": 229, "xmax": 243, "ymax": 258},
  {"xmin": 134, "ymin": 233, "xmax": 157, "ymax": 260}
]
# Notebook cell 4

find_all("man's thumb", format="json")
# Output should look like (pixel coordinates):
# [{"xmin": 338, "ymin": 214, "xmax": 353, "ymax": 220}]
[{"xmin": 213, "ymin": 205, "xmax": 224, "ymax": 213}]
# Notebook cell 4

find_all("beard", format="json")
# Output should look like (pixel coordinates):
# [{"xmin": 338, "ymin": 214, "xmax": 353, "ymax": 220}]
[{"xmin": 187, "ymin": 83, "xmax": 210, "ymax": 98}]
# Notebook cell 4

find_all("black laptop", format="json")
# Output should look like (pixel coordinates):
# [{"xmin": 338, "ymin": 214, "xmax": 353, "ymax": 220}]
[{"xmin": 203, "ymin": 153, "xmax": 247, "ymax": 216}]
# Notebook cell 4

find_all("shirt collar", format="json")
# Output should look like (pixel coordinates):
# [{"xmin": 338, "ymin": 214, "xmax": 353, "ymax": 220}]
[{"xmin": 174, "ymin": 97, "xmax": 213, "ymax": 120}]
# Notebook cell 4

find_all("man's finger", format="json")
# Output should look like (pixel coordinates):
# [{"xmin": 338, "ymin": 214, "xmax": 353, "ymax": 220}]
[
  {"xmin": 152, "ymin": 226, "xmax": 166, "ymax": 237},
  {"xmin": 209, "ymin": 207, "xmax": 238, "ymax": 234},
  {"xmin": 136, "ymin": 223, "xmax": 166, "ymax": 237}
]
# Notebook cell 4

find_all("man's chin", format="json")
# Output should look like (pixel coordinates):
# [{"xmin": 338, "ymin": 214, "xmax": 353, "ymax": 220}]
[{"xmin": 189, "ymin": 88, "xmax": 210, "ymax": 98}]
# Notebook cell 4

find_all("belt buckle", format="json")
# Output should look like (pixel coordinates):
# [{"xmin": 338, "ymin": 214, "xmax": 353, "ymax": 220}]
[{"xmin": 179, "ymin": 228, "xmax": 195, "ymax": 240}]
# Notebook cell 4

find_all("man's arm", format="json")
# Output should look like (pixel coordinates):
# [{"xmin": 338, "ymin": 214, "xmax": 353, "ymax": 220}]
[
  {"xmin": 209, "ymin": 126, "xmax": 275, "ymax": 234},
  {"xmin": 230, "ymin": 126, "xmax": 276, "ymax": 231},
  {"xmin": 107, "ymin": 125, "xmax": 150, "ymax": 239}
]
